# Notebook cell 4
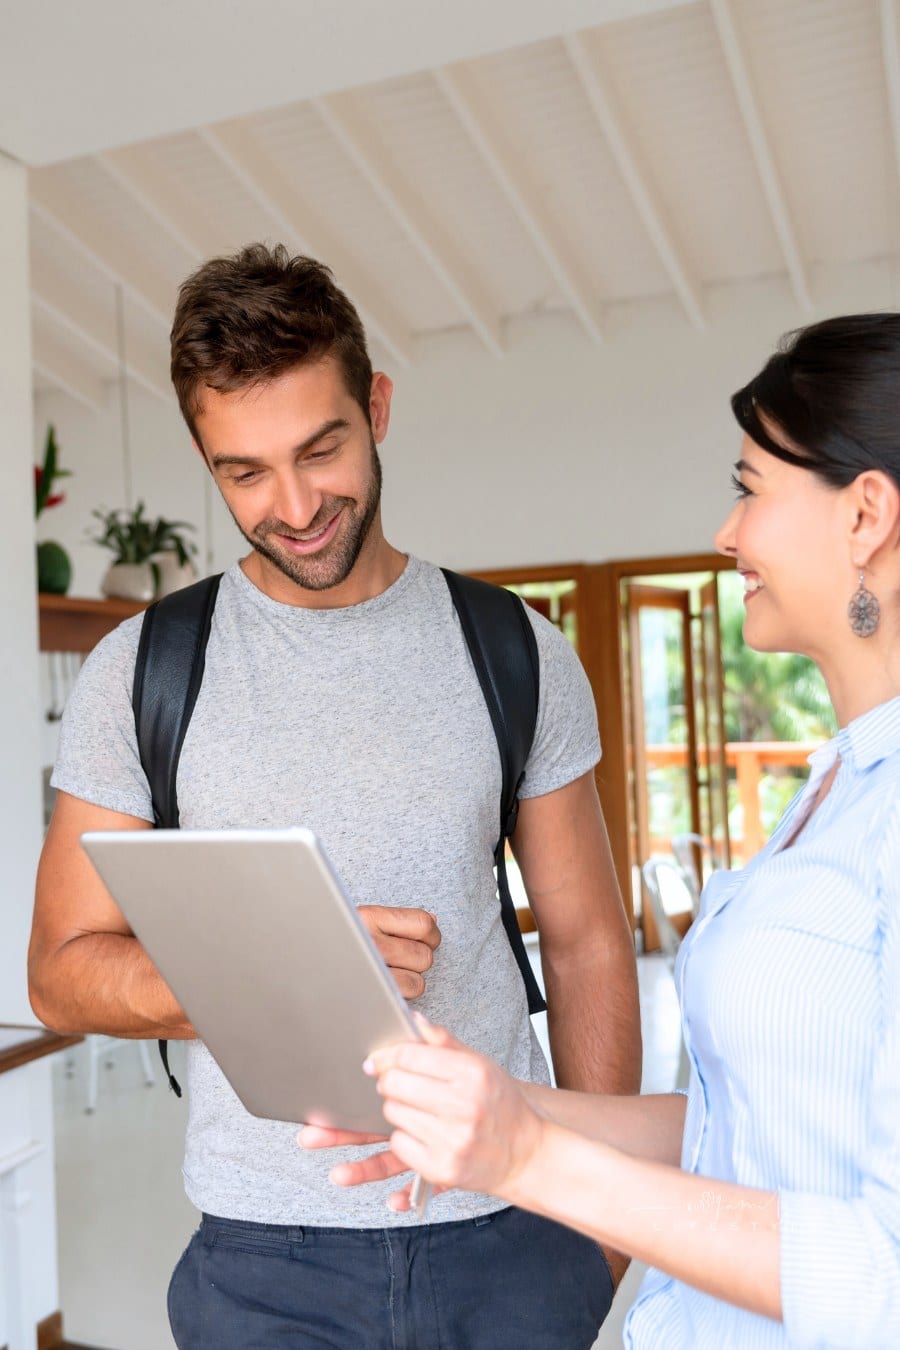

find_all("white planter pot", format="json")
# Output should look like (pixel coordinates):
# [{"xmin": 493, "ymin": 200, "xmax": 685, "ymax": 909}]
[
  {"xmin": 101, "ymin": 561, "xmax": 157, "ymax": 602},
  {"xmin": 152, "ymin": 552, "xmax": 197, "ymax": 598}
]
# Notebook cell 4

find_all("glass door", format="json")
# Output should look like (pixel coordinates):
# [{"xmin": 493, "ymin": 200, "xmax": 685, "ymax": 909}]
[
  {"xmin": 696, "ymin": 577, "xmax": 731, "ymax": 874},
  {"xmin": 623, "ymin": 575, "xmax": 729, "ymax": 949}
]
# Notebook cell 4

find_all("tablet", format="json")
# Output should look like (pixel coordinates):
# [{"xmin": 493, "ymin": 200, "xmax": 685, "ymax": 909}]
[{"xmin": 80, "ymin": 827, "xmax": 419, "ymax": 1132}]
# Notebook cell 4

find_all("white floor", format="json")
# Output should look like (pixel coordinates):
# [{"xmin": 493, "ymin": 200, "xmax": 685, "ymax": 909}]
[{"xmin": 52, "ymin": 953, "xmax": 682, "ymax": 1349}]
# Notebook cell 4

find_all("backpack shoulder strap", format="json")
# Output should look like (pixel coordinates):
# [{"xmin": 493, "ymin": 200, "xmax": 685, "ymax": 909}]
[
  {"xmin": 132, "ymin": 573, "xmax": 223, "ymax": 829},
  {"xmin": 132, "ymin": 572, "xmax": 222, "ymax": 1099},
  {"xmin": 441, "ymin": 569, "xmax": 546, "ymax": 1015}
]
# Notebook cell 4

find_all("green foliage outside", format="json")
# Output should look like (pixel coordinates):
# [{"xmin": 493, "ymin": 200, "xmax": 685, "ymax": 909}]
[
  {"xmin": 717, "ymin": 572, "xmax": 835, "ymax": 744},
  {"xmin": 718, "ymin": 572, "xmax": 834, "ymax": 845},
  {"xmin": 646, "ymin": 572, "xmax": 835, "ymax": 853}
]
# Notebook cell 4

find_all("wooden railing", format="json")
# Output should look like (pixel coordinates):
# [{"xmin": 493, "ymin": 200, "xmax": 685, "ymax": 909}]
[{"xmin": 644, "ymin": 741, "xmax": 822, "ymax": 862}]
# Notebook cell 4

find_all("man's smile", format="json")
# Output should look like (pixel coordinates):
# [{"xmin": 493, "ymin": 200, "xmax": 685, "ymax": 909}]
[{"xmin": 273, "ymin": 509, "xmax": 344, "ymax": 555}]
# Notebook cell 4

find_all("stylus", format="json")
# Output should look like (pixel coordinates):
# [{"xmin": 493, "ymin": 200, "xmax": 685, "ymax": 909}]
[{"xmin": 410, "ymin": 1173, "xmax": 431, "ymax": 1218}]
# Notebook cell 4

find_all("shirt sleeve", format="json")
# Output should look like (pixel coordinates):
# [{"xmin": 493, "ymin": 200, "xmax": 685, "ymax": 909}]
[
  {"xmin": 779, "ymin": 794, "xmax": 900, "ymax": 1348},
  {"xmin": 517, "ymin": 609, "xmax": 601, "ymax": 800},
  {"xmin": 50, "ymin": 615, "xmax": 154, "ymax": 822}
]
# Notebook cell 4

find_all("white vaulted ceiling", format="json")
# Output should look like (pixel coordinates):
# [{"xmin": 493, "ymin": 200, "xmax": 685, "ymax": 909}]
[{"xmin": 12, "ymin": 0, "xmax": 900, "ymax": 408}]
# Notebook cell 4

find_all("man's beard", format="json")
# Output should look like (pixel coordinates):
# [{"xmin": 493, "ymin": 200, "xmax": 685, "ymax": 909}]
[{"xmin": 235, "ymin": 440, "xmax": 383, "ymax": 592}]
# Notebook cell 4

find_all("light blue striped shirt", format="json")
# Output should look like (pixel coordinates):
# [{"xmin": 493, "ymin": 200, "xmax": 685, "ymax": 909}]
[{"xmin": 625, "ymin": 696, "xmax": 900, "ymax": 1349}]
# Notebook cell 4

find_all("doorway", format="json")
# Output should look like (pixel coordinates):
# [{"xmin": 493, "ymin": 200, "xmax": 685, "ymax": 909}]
[{"xmin": 621, "ymin": 571, "xmax": 730, "ymax": 949}]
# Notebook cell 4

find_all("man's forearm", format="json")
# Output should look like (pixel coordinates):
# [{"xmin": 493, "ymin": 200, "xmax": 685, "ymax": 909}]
[
  {"xmin": 30, "ymin": 932, "xmax": 194, "ymax": 1039},
  {"xmin": 543, "ymin": 940, "xmax": 642, "ymax": 1095}
]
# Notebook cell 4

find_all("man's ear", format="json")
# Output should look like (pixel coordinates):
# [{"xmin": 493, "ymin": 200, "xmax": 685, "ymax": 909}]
[
  {"xmin": 848, "ymin": 470, "xmax": 900, "ymax": 568},
  {"xmin": 369, "ymin": 372, "xmax": 394, "ymax": 444}
]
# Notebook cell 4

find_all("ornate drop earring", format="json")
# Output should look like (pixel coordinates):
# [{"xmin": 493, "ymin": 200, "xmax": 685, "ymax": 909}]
[{"xmin": 848, "ymin": 570, "xmax": 880, "ymax": 638}]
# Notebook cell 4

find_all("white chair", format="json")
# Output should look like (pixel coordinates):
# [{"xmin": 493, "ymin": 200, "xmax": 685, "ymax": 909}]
[
  {"xmin": 85, "ymin": 1035, "xmax": 155, "ymax": 1112},
  {"xmin": 671, "ymin": 832, "xmax": 715, "ymax": 916},
  {"xmin": 641, "ymin": 858, "xmax": 695, "ymax": 967}
]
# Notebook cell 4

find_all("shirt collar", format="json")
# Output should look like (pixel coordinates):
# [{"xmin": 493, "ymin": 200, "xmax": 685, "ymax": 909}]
[{"xmin": 829, "ymin": 695, "xmax": 900, "ymax": 772}]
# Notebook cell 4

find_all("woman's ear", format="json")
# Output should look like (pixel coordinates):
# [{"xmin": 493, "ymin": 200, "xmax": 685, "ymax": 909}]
[{"xmin": 848, "ymin": 471, "xmax": 900, "ymax": 568}]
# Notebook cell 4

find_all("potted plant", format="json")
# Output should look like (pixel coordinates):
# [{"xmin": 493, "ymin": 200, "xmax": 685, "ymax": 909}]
[
  {"xmin": 147, "ymin": 513, "xmax": 199, "ymax": 597},
  {"xmin": 91, "ymin": 502, "xmax": 197, "ymax": 601},
  {"xmin": 35, "ymin": 425, "xmax": 73, "ymax": 594}
]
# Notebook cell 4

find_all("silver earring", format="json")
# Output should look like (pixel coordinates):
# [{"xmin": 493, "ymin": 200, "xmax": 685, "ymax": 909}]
[{"xmin": 848, "ymin": 570, "xmax": 880, "ymax": 638}]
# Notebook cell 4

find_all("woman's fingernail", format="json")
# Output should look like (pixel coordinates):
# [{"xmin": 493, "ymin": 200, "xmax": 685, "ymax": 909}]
[
  {"xmin": 413, "ymin": 1011, "xmax": 431, "ymax": 1027},
  {"xmin": 362, "ymin": 1056, "xmax": 375, "ymax": 1075}
]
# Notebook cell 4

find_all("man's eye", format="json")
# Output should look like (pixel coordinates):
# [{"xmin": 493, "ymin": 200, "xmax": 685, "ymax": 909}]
[{"xmin": 232, "ymin": 470, "xmax": 260, "ymax": 485}]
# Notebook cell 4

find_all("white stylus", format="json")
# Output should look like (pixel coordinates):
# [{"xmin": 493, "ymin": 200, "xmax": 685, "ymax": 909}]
[{"xmin": 409, "ymin": 1173, "xmax": 432, "ymax": 1218}]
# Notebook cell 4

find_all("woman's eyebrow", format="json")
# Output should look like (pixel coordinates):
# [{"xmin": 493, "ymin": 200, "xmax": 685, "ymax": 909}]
[{"xmin": 733, "ymin": 458, "xmax": 762, "ymax": 477}]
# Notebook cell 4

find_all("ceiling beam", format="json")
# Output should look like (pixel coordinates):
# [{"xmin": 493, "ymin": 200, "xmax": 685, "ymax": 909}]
[
  {"xmin": 880, "ymin": 0, "xmax": 900, "ymax": 197},
  {"xmin": 563, "ymin": 32, "xmax": 705, "ymax": 330},
  {"xmin": 313, "ymin": 91, "xmax": 504, "ymax": 355},
  {"xmin": 96, "ymin": 144, "xmax": 229, "ymax": 262},
  {"xmin": 31, "ymin": 253, "xmax": 172, "ymax": 402},
  {"xmin": 198, "ymin": 120, "xmax": 413, "ymax": 367},
  {"xmin": 31, "ymin": 325, "xmax": 106, "ymax": 410},
  {"xmin": 433, "ymin": 62, "xmax": 605, "ymax": 343},
  {"xmin": 709, "ymin": 0, "xmax": 812, "ymax": 312},
  {"xmin": 29, "ymin": 168, "xmax": 176, "ymax": 328}
]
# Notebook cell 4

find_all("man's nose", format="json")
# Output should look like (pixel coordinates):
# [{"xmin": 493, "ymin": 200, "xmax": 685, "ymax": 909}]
[{"xmin": 273, "ymin": 471, "xmax": 322, "ymax": 530}]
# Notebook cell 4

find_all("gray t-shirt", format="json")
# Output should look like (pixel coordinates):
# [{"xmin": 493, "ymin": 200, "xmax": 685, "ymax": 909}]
[{"xmin": 53, "ymin": 556, "xmax": 600, "ymax": 1226}]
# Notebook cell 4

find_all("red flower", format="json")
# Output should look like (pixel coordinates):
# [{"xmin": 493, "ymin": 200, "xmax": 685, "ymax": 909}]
[{"xmin": 35, "ymin": 465, "xmax": 65, "ymax": 512}]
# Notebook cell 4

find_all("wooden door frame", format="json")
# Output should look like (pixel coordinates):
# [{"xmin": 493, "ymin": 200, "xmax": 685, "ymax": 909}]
[
  {"xmin": 585, "ymin": 556, "xmax": 735, "ymax": 924},
  {"xmin": 625, "ymin": 583, "xmax": 701, "ymax": 948},
  {"xmin": 698, "ymin": 575, "xmax": 732, "ymax": 868},
  {"xmin": 469, "ymin": 553, "xmax": 734, "ymax": 934},
  {"xmin": 471, "ymin": 557, "xmax": 735, "ymax": 930}
]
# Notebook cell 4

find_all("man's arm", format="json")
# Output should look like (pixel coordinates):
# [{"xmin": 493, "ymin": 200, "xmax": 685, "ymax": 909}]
[
  {"xmin": 29, "ymin": 791, "xmax": 192, "ymax": 1038},
  {"xmin": 512, "ymin": 770, "xmax": 641, "ymax": 1097},
  {"xmin": 30, "ymin": 792, "xmax": 442, "ymax": 1038}
]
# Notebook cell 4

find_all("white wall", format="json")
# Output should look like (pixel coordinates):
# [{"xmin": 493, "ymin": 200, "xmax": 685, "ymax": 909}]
[
  {"xmin": 1, "ymin": 154, "xmax": 43, "ymax": 1025},
  {"xmin": 0, "ymin": 151, "xmax": 60, "ymax": 1350},
  {"xmin": 36, "ymin": 256, "xmax": 900, "ymax": 600}
]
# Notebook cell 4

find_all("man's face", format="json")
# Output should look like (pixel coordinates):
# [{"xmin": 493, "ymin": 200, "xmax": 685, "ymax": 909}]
[{"xmin": 194, "ymin": 359, "xmax": 390, "ymax": 597}]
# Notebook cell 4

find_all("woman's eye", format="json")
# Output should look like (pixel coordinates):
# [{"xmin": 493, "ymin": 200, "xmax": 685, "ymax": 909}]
[{"xmin": 730, "ymin": 472, "xmax": 751, "ymax": 499}]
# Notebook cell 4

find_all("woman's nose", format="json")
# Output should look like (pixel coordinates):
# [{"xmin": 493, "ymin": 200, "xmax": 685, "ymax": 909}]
[{"xmin": 714, "ymin": 503, "xmax": 740, "ymax": 557}]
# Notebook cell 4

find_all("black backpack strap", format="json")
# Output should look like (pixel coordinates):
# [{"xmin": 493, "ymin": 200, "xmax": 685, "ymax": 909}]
[
  {"xmin": 133, "ymin": 574, "xmax": 223, "ymax": 830},
  {"xmin": 132, "ymin": 572, "xmax": 223, "ymax": 1096},
  {"xmin": 441, "ymin": 569, "xmax": 546, "ymax": 1015}
]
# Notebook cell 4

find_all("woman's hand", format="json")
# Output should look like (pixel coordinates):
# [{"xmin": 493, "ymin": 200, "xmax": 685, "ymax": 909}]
[{"xmin": 362, "ymin": 1019, "xmax": 546, "ymax": 1203}]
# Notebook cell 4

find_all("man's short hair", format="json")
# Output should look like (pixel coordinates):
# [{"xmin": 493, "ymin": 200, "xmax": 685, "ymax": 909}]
[{"xmin": 170, "ymin": 244, "xmax": 373, "ymax": 439}]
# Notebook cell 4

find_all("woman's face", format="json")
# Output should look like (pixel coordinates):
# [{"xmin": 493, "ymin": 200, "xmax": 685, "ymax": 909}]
[{"xmin": 715, "ymin": 436, "xmax": 850, "ymax": 659}]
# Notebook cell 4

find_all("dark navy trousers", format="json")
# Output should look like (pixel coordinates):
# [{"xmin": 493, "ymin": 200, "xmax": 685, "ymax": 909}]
[{"xmin": 168, "ymin": 1205, "xmax": 615, "ymax": 1348}]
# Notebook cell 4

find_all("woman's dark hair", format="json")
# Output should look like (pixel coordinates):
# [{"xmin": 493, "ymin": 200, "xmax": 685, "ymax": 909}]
[
  {"xmin": 170, "ymin": 244, "xmax": 372, "ymax": 440},
  {"xmin": 731, "ymin": 313, "xmax": 900, "ymax": 488}
]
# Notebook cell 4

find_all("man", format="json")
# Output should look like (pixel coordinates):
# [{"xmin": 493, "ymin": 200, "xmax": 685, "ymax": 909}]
[{"xmin": 29, "ymin": 245, "xmax": 640, "ymax": 1349}]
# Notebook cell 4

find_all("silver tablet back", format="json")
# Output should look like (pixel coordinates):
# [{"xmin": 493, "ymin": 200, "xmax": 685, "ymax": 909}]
[{"xmin": 80, "ymin": 828, "xmax": 416, "ymax": 1131}]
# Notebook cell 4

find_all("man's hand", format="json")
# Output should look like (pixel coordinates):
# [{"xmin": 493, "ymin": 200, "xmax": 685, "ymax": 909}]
[
  {"xmin": 301, "ymin": 1020, "xmax": 544, "ymax": 1214},
  {"xmin": 357, "ymin": 906, "xmax": 441, "ymax": 999}
]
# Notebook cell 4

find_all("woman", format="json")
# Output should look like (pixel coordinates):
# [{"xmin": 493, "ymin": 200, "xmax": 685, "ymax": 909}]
[{"xmin": 302, "ymin": 314, "xmax": 900, "ymax": 1347}]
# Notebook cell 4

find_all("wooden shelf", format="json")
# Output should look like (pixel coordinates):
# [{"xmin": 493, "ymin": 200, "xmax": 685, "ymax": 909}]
[
  {"xmin": 0, "ymin": 1025, "xmax": 83, "ymax": 1076},
  {"xmin": 38, "ymin": 593, "xmax": 147, "ymax": 653}
]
